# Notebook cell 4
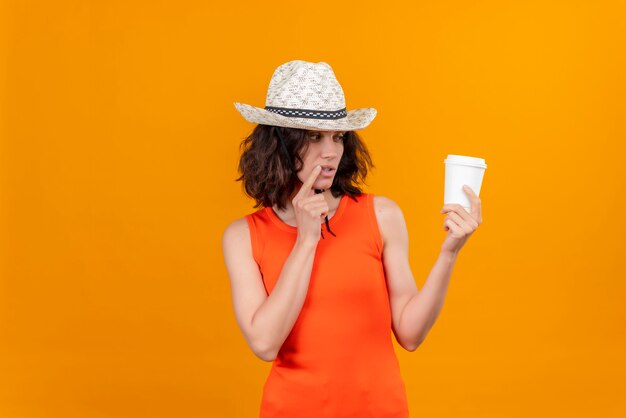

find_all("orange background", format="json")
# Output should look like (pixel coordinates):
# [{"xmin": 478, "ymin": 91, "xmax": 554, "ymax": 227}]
[{"xmin": 1, "ymin": 1, "xmax": 625, "ymax": 417}]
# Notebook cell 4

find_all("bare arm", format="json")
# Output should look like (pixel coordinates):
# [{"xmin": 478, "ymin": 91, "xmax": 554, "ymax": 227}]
[
  {"xmin": 375, "ymin": 196, "xmax": 458, "ymax": 351},
  {"xmin": 222, "ymin": 165, "xmax": 327, "ymax": 362},
  {"xmin": 222, "ymin": 220, "xmax": 318, "ymax": 361},
  {"xmin": 400, "ymin": 190, "xmax": 482, "ymax": 349},
  {"xmin": 250, "ymin": 238, "xmax": 318, "ymax": 360},
  {"xmin": 397, "ymin": 251, "xmax": 457, "ymax": 350},
  {"xmin": 375, "ymin": 188, "xmax": 482, "ymax": 351}
]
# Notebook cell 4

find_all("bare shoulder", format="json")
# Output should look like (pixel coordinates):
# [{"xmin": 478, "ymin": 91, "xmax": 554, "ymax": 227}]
[
  {"xmin": 372, "ymin": 195, "xmax": 408, "ymax": 247},
  {"xmin": 372, "ymin": 195, "xmax": 405, "ymax": 221},
  {"xmin": 223, "ymin": 217, "xmax": 249, "ymax": 235},
  {"xmin": 222, "ymin": 216, "xmax": 257, "ymax": 281},
  {"xmin": 222, "ymin": 217, "xmax": 250, "ymax": 249}
]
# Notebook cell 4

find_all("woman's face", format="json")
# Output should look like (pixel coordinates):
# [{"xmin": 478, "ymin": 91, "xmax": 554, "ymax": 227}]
[{"xmin": 297, "ymin": 130, "xmax": 346, "ymax": 191}]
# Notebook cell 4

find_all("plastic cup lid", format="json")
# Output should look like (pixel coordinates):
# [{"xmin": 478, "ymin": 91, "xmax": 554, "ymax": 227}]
[{"xmin": 444, "ymin": 154, "xmax": 487, "ymax": 168}]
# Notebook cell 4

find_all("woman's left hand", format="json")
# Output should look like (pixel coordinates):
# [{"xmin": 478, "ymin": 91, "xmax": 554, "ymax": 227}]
[{"xmin": 440, "ymin": 185, "xmax": 483, "ymax": 255}]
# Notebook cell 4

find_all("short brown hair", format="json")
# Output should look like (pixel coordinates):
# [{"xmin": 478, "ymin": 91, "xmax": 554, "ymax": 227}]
[{"xmin": 236, "ymin": 124, "xmax": 374, "ymax": 210}]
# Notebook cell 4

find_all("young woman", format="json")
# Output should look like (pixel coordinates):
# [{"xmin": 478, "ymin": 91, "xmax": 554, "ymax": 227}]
[{"xmin": 222, "ymin": 60, "xmax": 482, "ymax": 417}]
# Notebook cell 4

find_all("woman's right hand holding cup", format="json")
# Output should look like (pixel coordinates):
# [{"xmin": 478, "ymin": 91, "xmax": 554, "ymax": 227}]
[{"xmin": 292, "ymin": 165, "xmax": 328, "ymax": 246}]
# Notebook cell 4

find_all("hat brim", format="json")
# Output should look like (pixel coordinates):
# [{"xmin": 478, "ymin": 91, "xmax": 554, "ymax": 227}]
[{"xmin": 234, "ymin": 102, "xmax": 377, "ymax": 131}]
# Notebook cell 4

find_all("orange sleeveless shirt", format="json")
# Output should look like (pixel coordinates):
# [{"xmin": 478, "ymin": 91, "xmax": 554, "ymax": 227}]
[{"xmin": 245, "ymin": 193, "xmax": 409, "ymax": 418}]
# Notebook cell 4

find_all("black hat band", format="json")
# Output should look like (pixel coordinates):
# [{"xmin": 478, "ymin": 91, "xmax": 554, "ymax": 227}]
[{"xmin": 265, "ymin": 106, "xmax": 347, "ymax": 120}]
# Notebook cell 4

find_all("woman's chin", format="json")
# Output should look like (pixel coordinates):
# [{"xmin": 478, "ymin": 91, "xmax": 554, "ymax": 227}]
[{"xmin": 314, "ymin": 179, "xmax": 333, "ymax": 190}]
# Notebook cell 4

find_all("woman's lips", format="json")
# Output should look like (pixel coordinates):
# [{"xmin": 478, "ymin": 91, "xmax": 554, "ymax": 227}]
[{"xmin": 320, "ymin": 167, "xmax": 335, "ymax": 177}]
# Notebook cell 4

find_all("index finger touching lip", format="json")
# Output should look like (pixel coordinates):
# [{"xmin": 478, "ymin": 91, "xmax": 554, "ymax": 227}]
[{"xmin": 297, "ymin": 165, "xmax": 322, "ymax": 195}]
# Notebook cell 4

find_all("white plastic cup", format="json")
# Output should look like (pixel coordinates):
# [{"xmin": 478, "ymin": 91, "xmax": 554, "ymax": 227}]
[{"xmin": 443, "ymin": 154, "xmax": 487, "ymax": 213}]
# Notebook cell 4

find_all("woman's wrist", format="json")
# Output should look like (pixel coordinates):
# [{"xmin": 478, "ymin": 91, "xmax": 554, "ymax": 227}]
[
  {"xmin": 438, "ymin": 248, "xmax": 459, "ymax": 262},
  {"xmin": 295, "ymin": 235, "xmax": 319, "ymax": 251}
]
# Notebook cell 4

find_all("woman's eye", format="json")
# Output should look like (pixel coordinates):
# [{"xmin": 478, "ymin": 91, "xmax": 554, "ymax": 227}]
[{"xmin": 308, "ymin": 133, "xmax": 344, "ymax": 141}]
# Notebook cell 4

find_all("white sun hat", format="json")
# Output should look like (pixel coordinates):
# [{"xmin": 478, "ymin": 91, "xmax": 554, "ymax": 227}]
[{"xmin": 234, "ymin": 60, "xmax": 377, "ymax": 131}]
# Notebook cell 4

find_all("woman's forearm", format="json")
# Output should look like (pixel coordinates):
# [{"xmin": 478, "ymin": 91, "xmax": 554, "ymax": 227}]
[
  {"xmin": 399, "ymin": 250, "xmax": 458, "ymax": 350},
  {"xmin": 250, "ymin": 238, "xmax": 318, "ymax": 361}
]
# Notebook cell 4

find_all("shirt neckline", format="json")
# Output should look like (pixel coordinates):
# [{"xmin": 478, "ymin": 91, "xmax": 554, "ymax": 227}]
[{"xmin": 265, "ymin": 194, "xmax": 349, "ymax": 233}]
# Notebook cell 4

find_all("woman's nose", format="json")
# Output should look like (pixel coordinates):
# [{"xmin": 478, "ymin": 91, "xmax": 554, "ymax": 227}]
[{"xmin": 320, "ymin": 137, "xmax": 338, "ymax": 157}]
